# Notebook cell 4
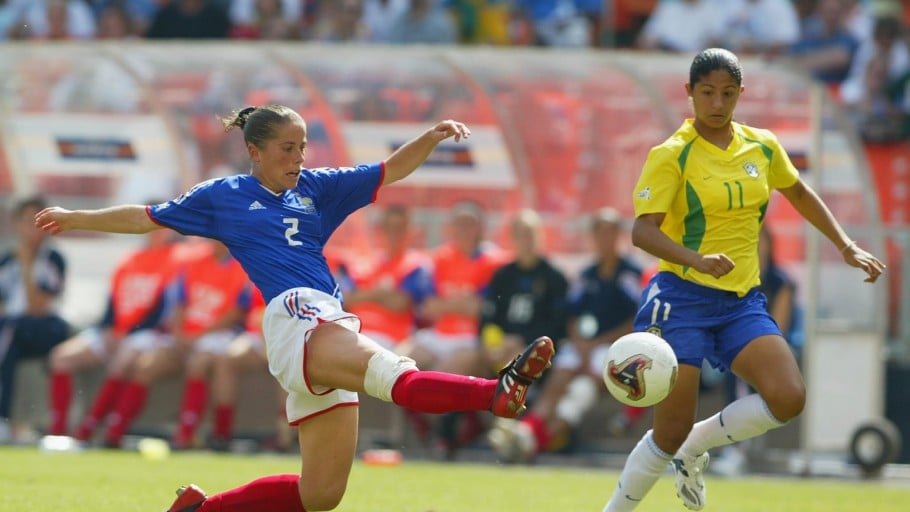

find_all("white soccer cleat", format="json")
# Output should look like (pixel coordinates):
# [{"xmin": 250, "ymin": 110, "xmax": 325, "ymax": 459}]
[{"xmin": 673, "ymin": 452, "xmax": 709, "ymax": 510}]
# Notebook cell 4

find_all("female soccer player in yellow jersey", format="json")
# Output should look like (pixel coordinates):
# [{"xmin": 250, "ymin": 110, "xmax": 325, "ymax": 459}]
[{"xmin": 603, "ymin": 48, "xmax": 885, "ymax": 511}]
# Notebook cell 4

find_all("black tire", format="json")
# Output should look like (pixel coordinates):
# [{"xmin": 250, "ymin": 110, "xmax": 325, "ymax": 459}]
[{"xmin": 849, "ymin": 418, "xmax": 903, "ymax": 477}]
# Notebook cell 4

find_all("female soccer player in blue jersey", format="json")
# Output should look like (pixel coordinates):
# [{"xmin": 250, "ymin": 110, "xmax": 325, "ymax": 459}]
[
  {"xmin": 602, "ymin": 48, "xmax": 885, "ymax": 511},
  {"xmin": 35, "ymin": 105, "xmax": 555, "ymax": 512}
]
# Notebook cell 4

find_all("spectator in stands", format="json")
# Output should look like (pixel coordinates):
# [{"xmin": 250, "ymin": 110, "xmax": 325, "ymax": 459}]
[
  {"xmin": 13, "ymin": 0, "xmax": 97, "ymax": 40},
  {"xmin": 230, "ymin": 0, "xmax": 300, "ymax": 28},
  {"xmin": 203, "ymin": 288, "xmax": 294, "ymax": 452},
  {"xmin": 96, "ymin": 3, "xmax": 138, "ymax": 39},
  {"xmin": 386, "ymin": 0, "xmax": 457, "ymax": 44},
  {"xmin": 841, "ymin": 15, "xmax": 910, "ymax": 141},
  {"xmin": 487, "ymin": 207, "xmax": 643, "ymax": 463},
  {"xmin": 719, "ymin": 0, "xmax": 800, "ymax": 57},
  {"xmin": 83, "ymin": 1, "xmax": 159, "ymax": 33},
  {"xmin": 604, "ymin": 0, "xmax": 656, "ymax": 48},
  {"xmin": 446, "ymin": 0, "xmax": 510, "ymax": 45},
  {"xmin": 511, "ymin": 0, "xmax": 591, "ymax": 47},
  {"xmin": 146, "ymin": 0, "xmax": 231, "ymax": 39},
  {"xmin": 229, "ymin": 0, "xmax": 300, "ymax": 40},
  {"xmin": 0, "ymin": 1, "xmax": 27, "ymax": 41},
  {"xmin": 0, "ymin": 195, "xmax": 70, "ymax": 444},
  {"xmin": 47, "ymin": 229, "xmax": 185, "ymax": 441},
  {"xmin": 479, "ymin": 209, "xmax": 568, "ymax": 374},
  {"xmin": 636, "ymin": 0, "xmax": 726, "ymax": 53},
  {"xmin": 80, "ymin": 239, "xmax": 246, "ymax": 449},
  {"xmin": 310, "ymin": 0, "xmax": 371, "ymax": 42},
  {"xmin": 342, "ymin": 204, "xmax": 431, "ymax": 352},
  {"xmin": 842, "ymin": 0, "xmax": 875, "ymax": 43},
  {"xmin": 786, "ymin": 0, "xmax": 860, "ymax": 85},
  {"xmin": 399, "ymin": 200, "xmax": 508, "ymax": 458},
  {"xmin": 167, "ymin": 240, "xmax": 253, "ymax": 449},
  {"xmin": 361, "ymin": 0, "xmax": 408, "ymax": 42}
]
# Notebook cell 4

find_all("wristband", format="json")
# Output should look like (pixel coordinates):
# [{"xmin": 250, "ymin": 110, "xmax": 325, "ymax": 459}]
[{"xmin": 840, "ymin": 240, "xmax": 857, "ymax": 254}]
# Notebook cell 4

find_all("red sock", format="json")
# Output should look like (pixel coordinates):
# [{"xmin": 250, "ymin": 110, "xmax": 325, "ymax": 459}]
[
  {"xmin": 104, "ymin": 381, "xmax": 147, "ymax": 445},
  {"xmin": 175, "ymin": 379, "xmax": 208, "ymax": 445},
  {"xmin": 213, "ymin": 405, "xmax": 234, "ymax": 440},
  {"xmin": 75, "ymin": 377, "xmax": 124, "ymax": 441},
  {"xmin": 199, "ymin": 474, "xmax": 304, "ymax": 512},
  {"xmin": 522, "ymin": 412, "xmax": 551, "ymax": 452},
  {"xmin": 390, "ymin": 371, "xmax": 496, "ymax": 414},
  {"xmin": 49, "ymin": 372, "xmax": 73, "ymax": 436}
]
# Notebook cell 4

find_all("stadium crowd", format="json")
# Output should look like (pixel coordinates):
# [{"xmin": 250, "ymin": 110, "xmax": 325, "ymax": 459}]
[{"xmin": 0, "ymin": 0, "xmax": 907, "ymax": 139}]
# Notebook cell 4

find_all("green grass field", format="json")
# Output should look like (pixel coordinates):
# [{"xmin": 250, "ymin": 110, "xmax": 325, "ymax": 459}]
[{"xmin": 1, "ymin": 446, "xmax": 907, "ymax": 511}]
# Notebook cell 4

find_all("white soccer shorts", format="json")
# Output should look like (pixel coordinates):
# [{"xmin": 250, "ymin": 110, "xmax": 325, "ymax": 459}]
[{"xmin": 262, "ymin": 287, "xmax": 361, "ymax": 424}]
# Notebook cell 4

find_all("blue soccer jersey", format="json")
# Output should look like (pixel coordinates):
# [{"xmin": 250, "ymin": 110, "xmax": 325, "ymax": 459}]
[{"xmin": 148, "ymin": 163, "xmax": 384, "ymax": 303}]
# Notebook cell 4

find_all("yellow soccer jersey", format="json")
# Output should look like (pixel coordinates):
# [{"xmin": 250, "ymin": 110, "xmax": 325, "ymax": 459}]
[{"xmin": 632, "ymin": 119, "xmax": 800, "ymax": 296}]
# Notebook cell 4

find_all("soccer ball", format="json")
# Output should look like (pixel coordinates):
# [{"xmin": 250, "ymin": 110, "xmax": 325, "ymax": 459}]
[{"xmin": 603, "ymin": 331, "xmax": 678, "ymax": 407}]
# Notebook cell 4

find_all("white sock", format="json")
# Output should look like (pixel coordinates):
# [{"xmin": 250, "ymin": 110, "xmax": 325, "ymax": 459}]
[
  {"xmin": 679, "ymin": 394, "xmax": 785, "ymax": 458},
  {"xmin": 603, "ymin": 430, "xmax": 673, "ymax": 512}
]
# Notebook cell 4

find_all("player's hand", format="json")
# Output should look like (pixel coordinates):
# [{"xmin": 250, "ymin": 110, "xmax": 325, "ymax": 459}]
[
  {"xmin": 429, "ymin": 120, "xmax": 471, "ymax": 143},
  {"xmin": 843, "ymin": 244, "xmax": 885, "ymax": 283},
  {"xmin": 693, "ymin": 253, "xmax": 735, "ymax": 279},
  {"xmin": 34, "ymin": 207, "xmax": 75, "ymax": 235}
]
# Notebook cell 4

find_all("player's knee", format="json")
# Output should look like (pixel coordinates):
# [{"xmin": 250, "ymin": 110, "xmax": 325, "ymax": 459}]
[
  {"xmin": 653, "ymin": 421, "xmax": 694, "ymax": 453},
  {"xmin": 363, "ymin": 349, "xmax": 418, "ymax": 402},
  {"xmin": 766, "ymin": 381, "xmax": 806, "ymax": 422},
  {"xmin": 48, "ymin": 348, "xmax": 69, "ymax": 372}
]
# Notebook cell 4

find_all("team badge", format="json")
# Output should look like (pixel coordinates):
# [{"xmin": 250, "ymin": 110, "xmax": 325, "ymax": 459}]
[
  {"xmin": 607, "ymin": 354, "xmax": 653, "ymax": 402},
  {"xmin": 300, "ymin": 196, "xmax": 317, "ymax": 214},
  {"xmin": 646, "ymin": 325, "xmax": 662, "ymax": 337},
  {"xmin": 743, "ymin": 162, "xmax": 759, "ymax": 178},
  {"xmin": 637, "ymin": 186, "xmax": 652, "ymax": 200}
]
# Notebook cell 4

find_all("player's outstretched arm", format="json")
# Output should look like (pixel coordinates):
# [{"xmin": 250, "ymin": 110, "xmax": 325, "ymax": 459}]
[
  {"xmin": 382, "ymin": 120, "xmax": 471, "ymax": 185},
  {"xmin": 35, "ymin": 204, "xmax": 161, "ymax": 235},
  {"xmin": 778, "ymin": 178, "xmax": 885, "ymax": 283}
]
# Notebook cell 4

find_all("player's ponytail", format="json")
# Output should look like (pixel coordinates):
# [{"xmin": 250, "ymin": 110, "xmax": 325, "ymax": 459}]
[{"xmin": 221, "ymin": 106, "xmax": 257, "ymax": 133}]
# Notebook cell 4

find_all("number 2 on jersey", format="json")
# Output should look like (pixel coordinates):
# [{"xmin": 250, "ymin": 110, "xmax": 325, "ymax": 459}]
[{"xmin": 283, "ymin": 217, "xmax": 303, "ymax": 246}]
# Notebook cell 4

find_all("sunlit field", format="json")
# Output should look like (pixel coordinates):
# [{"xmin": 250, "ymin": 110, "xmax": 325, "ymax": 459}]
[{"xmin": 1, "ymin": 446, "xmax": 908, "ymax": 511}]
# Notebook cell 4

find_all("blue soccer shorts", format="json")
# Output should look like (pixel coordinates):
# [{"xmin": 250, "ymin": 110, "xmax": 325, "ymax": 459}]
[{"xmin": 633, "ymin": 272, "xmax": 782, "ymax": 370}]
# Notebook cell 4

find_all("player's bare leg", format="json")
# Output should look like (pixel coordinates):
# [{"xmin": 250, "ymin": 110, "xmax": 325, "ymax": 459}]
[
  {"xmin": 730, "ymin": 334, "xmax": 805, "ymax": 422},
  {"xmin": 295, "ymin": 405, "xmax": 359, "ymax": 509},
  {"xmin": 603, "ymin": 363, "xmax": 700, "ymax": 511},
  {"xmin": 671, "ymin": 335, "xmax": 803, "ymax": 510}
]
